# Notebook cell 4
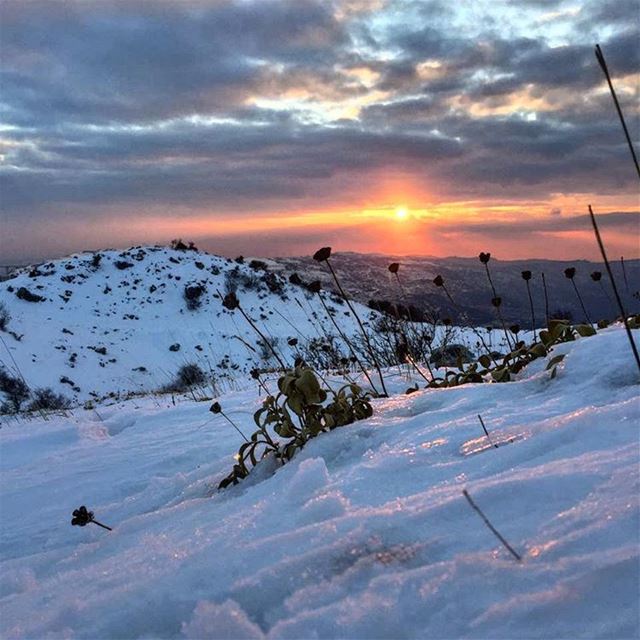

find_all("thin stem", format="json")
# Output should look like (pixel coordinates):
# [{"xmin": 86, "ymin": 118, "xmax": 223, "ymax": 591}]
[
  {"xmin": 477, "ymin": 414, "xmax": 498, "ymax": 449},
  {"xmin": 442, "ymin": 283, "xmax": 498, "ymax": 367},
  {"xmin": 541, "ymin": 272, "xmax": 550, "ymax": 327},
  {"xmin": 254, "ymin": 373, "xmax": 271, "ymax": 397},
  {"xmin": 621, "ymin": 256, "xmax": 630, "ymax": 292},
  {"xmin": 272, "ymin": 307, "xmax": 309, "ymax": 341},
  {"xmin": 238, "ymin": 307, "xmax": 287, "ymax": 370},
  {"xmin": 571, "ymin": 280, "xmax": 592, "ymax": 325},
  {"xmin": 294, "ymin": 298, "xmax": 326, "ymax": 340},
  {"xmin": 483, "ymin": 263, "xmax": 514, "ymax": 350},
  {"xmin": 598, "ymin": 281, "xmax": 614, "ymax": 316},
  {"xmin": 230, "ymin": 334, "xmax": 257, "ymax": 354},
  {"xmin": 316, "ymin": 292, "xmax": 379, "ymax": 395},
  {"xmin": 405, "ymin": 352, "xmax": 431, "ymax": 384},
  {"xmin": 594, "ymin": 44, "xmax": 640, "ymax": 181},
  {"xmin": 525, "ymin": 280, "xmax": 537, "ymax": 341},
  {"xmin": 589, "ymin": 205, "xmax": 640, "ymax": 374},
  {"xmin": 325, "ymin": 260, "xmax": 388, "ymax": 396},
  {"xmin": 393, "ymin": 272, "xmax": 433, "ymax": 380},
  {"xmin": 91, "ymin": 520, "xmax": 113, "ymax": 531},
  {"xmin": 462, "ymin": 489, "xmax": 522, "ymax": 562},
  {"xmin": 221, "ymin": 411, "xmax": 249, "ymax": 443}
]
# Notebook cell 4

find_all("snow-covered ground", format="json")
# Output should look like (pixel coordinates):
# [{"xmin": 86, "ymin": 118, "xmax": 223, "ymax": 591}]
[
  {"xmin": 0, "ymin": 247, "xmax": 383, "ymax": 404},
  {"xmin": 1, "ymin": 326, "xmax": 638, "ymax": 639}
]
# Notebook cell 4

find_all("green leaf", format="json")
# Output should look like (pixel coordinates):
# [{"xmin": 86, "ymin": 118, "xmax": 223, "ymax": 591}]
[
  {"xmin": 545, "ymin": 354, "xmax": 565, "ymax": 371},
  {"xmin": 549, "ymin": 318, "xmax": 569, "ymax": 333},
  {"xmin": 491, "ymin": 367, "xmax": 510, "ymax": 383},
  {"xmin": 528, "ymin": 343, "xmax": 547, "ymax": 358},
  {"xmin": 575, "ymin": 324, "xmax": 596, "ymax": 337},
  {"xmin": 539, "ymin": 329, "xmax": 552, "ymax": 346}
]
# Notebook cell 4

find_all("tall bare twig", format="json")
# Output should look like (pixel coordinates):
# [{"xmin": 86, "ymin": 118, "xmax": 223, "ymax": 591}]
[
  {"xmin": 620, "ymin": 256, "xmax": 630, "ymax": 292},
  {"xmin": 477, "ymin": 414, "xmax": 498, "ymax": 449},
  {"xmin": 541, "ymin": 272, "xmax": 550, "ymax": 326},
  {"xmin": 463, "ymin": 489, "xmax": 522, "ymax": 562},
  {"xmin": 594, "ymin": 44, "xmax": 640, "ymax": 181},
  {"xmin": 588, "ymin": 205, "xmax": 640, "ymax": 374}
]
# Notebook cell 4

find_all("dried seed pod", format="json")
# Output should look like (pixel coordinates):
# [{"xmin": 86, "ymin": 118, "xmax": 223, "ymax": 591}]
[
  {"xmin": 71, "ymin": 506, "xmax": 92, "ymax": 527},
  {"xmin": 491, "ymin": 296, "xmax": 502, "ymax": 307},
  {"xmin": 313, "ymin": 247, "xmax": 332, "ymax": 262},
  {"xmin": 564, "ymin": 267, "xmax": 576, "ymax": 279},
  {"xmin": 71, "ymin": 505, "xmax": 112, "ymax": 531},
  {"xmin": 209, "ymin": 401, "xmax": 222, "ymax": 414},
  {"xmin": 307, "ymin": 280, "xmax": 322, "ymax": 293},
  {"xmin": 222, "ymin": 292, "xmax": 239, "ymax": 310},
  {"xmin": 287, "ymin": 337, "xmax": 298, "ymax": 346},
  {"xmin": 509, "ymin": 324, "xmax": 521, "ymax": 334},
  {"xmin": 479, "ymin": 252, "xmax": 491, "ymax": 264},
  {"xmin": 388, "ymin": 263, "xmax": 400, "ymax": 274},
  {"xmin": 521, "ymin": 270, "xmax": 532, "ymax": 281},
  {"xmin": 591, "ymin": 271, "xmax": 602, "ymax": 282},
  {"xmin": 433, "ymin": 275, "xmax": 444, "ymax": 287}
]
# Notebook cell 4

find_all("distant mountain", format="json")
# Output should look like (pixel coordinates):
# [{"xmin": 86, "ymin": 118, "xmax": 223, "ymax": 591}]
[{"xmin": 271, "ymin": 252, "xmax": 640, "ymax": 327}]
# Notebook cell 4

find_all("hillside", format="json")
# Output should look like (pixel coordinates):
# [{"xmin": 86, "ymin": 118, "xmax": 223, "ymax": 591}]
[
  {"xmin": 0, "ymin": 326, "xmax": 638, "ymax": 638},
  {"xmin": 0, "ymin": 246, "xmax": 390, "ymax": 406}
]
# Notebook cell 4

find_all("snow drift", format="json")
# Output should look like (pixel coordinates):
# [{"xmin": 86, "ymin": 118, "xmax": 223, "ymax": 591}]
[{"xmin": 1, "ymin": 326, "xmax": 638, "ymax": 639}]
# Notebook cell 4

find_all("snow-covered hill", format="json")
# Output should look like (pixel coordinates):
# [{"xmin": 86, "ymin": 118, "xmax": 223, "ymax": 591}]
[
  {"xmin": 0, "ymin": 246, "xmax": 389, "ymax": 405},
  {"xmin": 0, "ymin": 327, "xmax": 638, "ymax": 638}
]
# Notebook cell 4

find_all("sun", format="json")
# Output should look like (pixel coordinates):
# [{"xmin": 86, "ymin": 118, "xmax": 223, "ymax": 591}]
[{"xmin": 394, "ymin": 206, "xmax": 409, "ymax": 220}]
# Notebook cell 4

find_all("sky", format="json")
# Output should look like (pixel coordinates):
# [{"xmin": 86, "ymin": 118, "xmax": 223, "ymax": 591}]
[{"xmin": 0, "ymin": 0, "xmax": 638, "ymax": 263}]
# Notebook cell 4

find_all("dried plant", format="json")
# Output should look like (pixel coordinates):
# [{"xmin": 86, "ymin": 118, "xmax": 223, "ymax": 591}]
[
  {"xmin": 541, "ymin": 272, "xmax": 550, "ymax": 327},
  {"xmin": 218, "ymin": 366, "xmax": 373, "ymax": 489},
  {"xmin": 306, "ymin": 280, "xmax": 380, "ymax": 395},
  {"xmin": 588, "ymin": 205, "xmax": 640, "ymax": 374},
  {"xmin": 433, "ymin": 273, "xmax": 497, "ymax": 366},
  {"xmin": 220, "ymin": 290, "xmax": 287, "ymax": 370},
  {"xmin": 479, "ymin": 252, "xmax": 513, "ymax": 350},
  {"xmin": 313, "ymin": 247, "xmax": 388, "ymax": 396},
  {"xmin": 590, "ymin": 270, "xmax": 614, "ymax": 315},
  {"xmin": 387, "ymin": 262, "xmax": 432, "ymax": 383},
  {"xmin": 563, "ymin": 267, "xmax": 592, "ymax": 325},
  {"xmin": 521, "ymin": 270, "xmax": 537, "ymax": 340}
]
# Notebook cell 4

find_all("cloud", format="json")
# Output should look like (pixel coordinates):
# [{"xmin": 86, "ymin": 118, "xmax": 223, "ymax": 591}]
[
  {"xmin": 436, "ymin": 211, "xmax": 640, "ymax": 238},
  {"xmin": 0, "ymin": 0, "xmax": 638, "ymax": 260}
]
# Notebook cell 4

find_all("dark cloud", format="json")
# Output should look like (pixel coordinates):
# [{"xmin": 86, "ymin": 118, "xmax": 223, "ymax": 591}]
[
  {"xmin": 437, "ymin": 211, "xmax": 640, "ymax": 238},
  {"xmin": 0, "ymin": 0, "xmax": 348, "ymax": 125},
  {"xmin": 0, "ymin": 0, "xmax": 638, "ymax": 260},
  {"xmin": 0, "ymin": 124, "xmax": 462, "ymax": 215}
]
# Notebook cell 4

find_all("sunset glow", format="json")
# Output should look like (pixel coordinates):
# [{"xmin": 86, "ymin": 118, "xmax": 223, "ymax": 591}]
[{"xmin": 0, "ymin": 0, "xmax": 637, "ymax": 263}]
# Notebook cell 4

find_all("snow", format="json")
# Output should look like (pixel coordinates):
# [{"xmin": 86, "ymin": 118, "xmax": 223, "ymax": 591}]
[
  {"xmin": 1, "ymin": 324, "xmax": 638, "ymax": 639},
  {"xmin": 0, "ymin": 248, "xmax": 374, "ymax": 403},
  {"xmin": 0, "ymin": 247, "xmax": 516, "ymax": 407}
]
